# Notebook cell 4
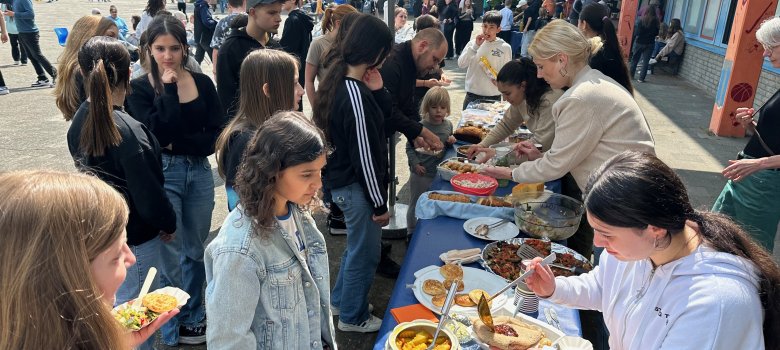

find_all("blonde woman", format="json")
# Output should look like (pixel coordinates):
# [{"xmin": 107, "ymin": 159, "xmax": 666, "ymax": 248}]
[
  {"xmin": 394, "ymin": 7, "xmax": 414, "ymax": 43},
  {"xmin": 0, "ymin": 170, "xmax": 177, "ymax": 349},
  {"xmin": 481, "ymin": 19, "xmax": 654, "ymax": 258},
  {"xmin": 215, "ymin": 49, "xmax": 304, "ymax": 211},
  {"xmin": 54, "ymin": 15, "xmax": 105, "ymax": 121},
  {"xmin": 304, "ymin": 4, "xmax": 357, "ymax": 107}
]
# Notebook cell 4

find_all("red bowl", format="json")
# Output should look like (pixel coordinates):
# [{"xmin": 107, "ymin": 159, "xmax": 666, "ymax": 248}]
[{"xmin": 450, "ymin": 173, "xmax": 498, "ymax": 196}]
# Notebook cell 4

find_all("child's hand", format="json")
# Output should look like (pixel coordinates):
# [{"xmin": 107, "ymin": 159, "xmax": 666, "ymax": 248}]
[
  {"xmin": 362, "ymin": 67, "xmax": 384, "ymax": 91},
  {"xmin": 476, "ymin": 34, "xmax": 485, "ymax": 47},
  {"xmin": 414, "ymin": 164, "xmax": 426, "ymax": 176},
  {"xmin": 447, "ymin": 135, "xmax": 456, "ymax": 144}
]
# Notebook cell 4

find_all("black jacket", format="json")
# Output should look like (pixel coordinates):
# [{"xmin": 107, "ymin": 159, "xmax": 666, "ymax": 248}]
[
  {"xmin": 379, "ymin": 41, "xmax": 424, "ymax": 140},
  {"xmin": 325, "ymin": 78, "xmax": 392, "ymax": 215},
  {"xmin": 216, "ymin": 27, "xmax": 281, "ymax": 118},
  {"xmin": 67, "ymin": 103, "xmax": 177, "ymax": 246},
  {"xmin": 194, "ymin": 0, "xmax": 217, "ymax": 47},
  {"xmin": 634, "ymin": 18, "xmax": 659, "ymax": 45},
  {"xmin": 590, "ymin": 46, "xmax": 633, "ymax": 94},
  {"xmin": 126, "ymin": 72, "xmax": 225, "ymax": 156},
  {"xmin": 222, "ymin": 129, "xmax": 254, "ymax": 187},
  {"xmin": 279, "ymin": 9, "xmax": 314, "ymax": 86}
]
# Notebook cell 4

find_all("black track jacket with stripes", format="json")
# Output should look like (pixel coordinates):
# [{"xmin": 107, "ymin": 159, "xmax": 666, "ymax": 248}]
[{"xmin": 325, "ymin": 78, "xmax": 392, "ymax": 216}]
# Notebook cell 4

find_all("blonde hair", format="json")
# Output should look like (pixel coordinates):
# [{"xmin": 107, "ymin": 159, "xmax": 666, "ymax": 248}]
[
  {"xmin": 321, "ymin": 4, "xmax": 357, "ymax": 34},
  {"xmin": 757, "ymin": 17, "xmax": 780, "ymax": 48},
  {"xmin": 419, "ymin": 86, "xmax": 451, "ymax": 121},
  {"xmin": 215, "ymin": 50, "xmax": 300, "ymax": 178},
  {"xmin": 529, "ymin": 19, "xmax": 595, "ymax": 65},
  {"xmin": 0, "ymin": 170, "xmax": 129, "ymax": 350},
  {"xmin": 54, "ymin": 15, "xmax": 106, "ymax": 121}
]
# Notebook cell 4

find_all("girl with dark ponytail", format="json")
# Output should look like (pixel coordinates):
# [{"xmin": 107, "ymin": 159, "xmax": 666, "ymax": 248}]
[
  {"xmin": 525, "ymin": 150, "xmax": 780, "ymax": 350},
  {"xmin": 66, "ymin": 36, "xmax": 177, "ymax": 350},
  {"xmin": 578, "ymin": 3, "xmax": 633, "ymax": 94}
]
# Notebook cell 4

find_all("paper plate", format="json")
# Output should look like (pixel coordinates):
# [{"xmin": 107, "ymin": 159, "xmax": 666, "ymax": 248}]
[
  {"xmin": 412, "ymin": 266, "xmax": 510, "ymax": 316},
  {"xmin": 112, "ymin": 287, "xmax": 190, "ymax": 331},
  {"xmin": 463, "ymin": 217, "xmax": 519, "ymax": 241},
  {"xmin": 556, "ymin": 336, "xmax": 594, "ymax": 350}
]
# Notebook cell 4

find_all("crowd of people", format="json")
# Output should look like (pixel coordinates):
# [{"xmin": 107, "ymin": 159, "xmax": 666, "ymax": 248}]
[{"xmin": 0, "ymin": 0, "xmax": 779, "ymax": 349}]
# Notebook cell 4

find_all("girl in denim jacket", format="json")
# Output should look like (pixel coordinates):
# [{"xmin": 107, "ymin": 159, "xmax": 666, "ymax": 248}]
[{"xmin": 205, "ymin": 111, "xmax": 336, "ymax": 349}]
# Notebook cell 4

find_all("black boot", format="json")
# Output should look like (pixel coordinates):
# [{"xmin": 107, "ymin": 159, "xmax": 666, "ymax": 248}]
[{"xmin": 376, "ymin": 241, "xmax": 401, "ymax": 278}]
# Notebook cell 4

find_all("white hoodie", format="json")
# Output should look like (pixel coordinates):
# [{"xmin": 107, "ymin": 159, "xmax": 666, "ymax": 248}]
[
  {"xmin": 548, "ymin": 245, "xmax": 765, "ymax": 350},
  {"xmin": 457, "ymin": 37, "xmax": 512, "ymax": 96}
]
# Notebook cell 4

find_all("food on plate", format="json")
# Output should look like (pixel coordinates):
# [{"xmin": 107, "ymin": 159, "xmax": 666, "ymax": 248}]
[
  {"xmin": 394, "ymin": 329, "xmax": 452, "ymax": 350},
  {"xmin": 441, "ymin": 160, "xmax": 479, "ymax": 174},
  {"xmin": 454, "ymin": 125, "xmax": 488, "ymax": 144},
  {"xmin": 511, "ymin": 183, "xmax": 545, "ymax": 200},
  {"xmin": 468, "ymin": 289, "xmax": 492, "ymax": 306},
  {"xmin": 423, "ymin": 279, "xmax": 447, "ymax": 296},
  {"xmin": 472, "ymin": 316, "xmax": 547, "ymax": 350},
  {"xmin": 112, "ymin": 303, "xmax": 157, "ymax": 331},
  {"xmin": 443, "ymin": 278, "xmax": 465, "ymax": 292},
  {"xmin": 456, "ymin": 145, "xmax": 472, "ymax": 156},
  {"xmin": 416, "ymin": 147, "xmax": 442, "ymax": 156},
  {"xmin": 452, "ymin": 177, "xmax": 495, "ymax": 190},
  {"xmin": 440, "ymin": 264, "xmax": 464, "ymax": 280},
  {"xmin": 142, "ymin": 293, "xmax": 178, "ymax": 313},
  {"xmin": 428, "ymin": 192, "xmax": 472, "ymax": 203},
  {"xmin": 432, "ymin": 294, "xmax": 446, "ymax": 308},
  {"xmin": 476, "ymin": 196, "xmax": 513, "ymax": 208},
  {"xmin": 454, "ymin": 293, "xmax": 476, "ymax": 307},
  {"xmin": 445, "ymin": 320, "xmax": 472, "ymax": 343},
  {"xmin": 484, "ymin": 239, "xmax": 593, "ymax": 279}
]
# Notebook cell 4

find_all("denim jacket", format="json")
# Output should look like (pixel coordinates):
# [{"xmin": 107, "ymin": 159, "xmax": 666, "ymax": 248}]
[{"xmin": 205, "ymin": 205, "xmax": 337, "ymax": 349}]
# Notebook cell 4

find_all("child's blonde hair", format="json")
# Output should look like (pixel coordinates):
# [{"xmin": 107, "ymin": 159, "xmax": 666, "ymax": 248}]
[{"xmin": 419, "ymin": 87, "xmax": 451, "ymax": 121}]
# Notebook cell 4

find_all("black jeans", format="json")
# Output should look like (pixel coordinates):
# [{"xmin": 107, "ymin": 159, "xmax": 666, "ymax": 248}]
[
  {"xmin": 194, "ymin": 40, "xmax": 210, "ymax": 64},
  {"xmin": 629, "ymin": 42, "xmax": 653, "ymax": 81},
  {"xmin": 0, "ymin": 69, "xmax": 6, "ymax": 87},
  {"xmin": 441, "ymin": 22, "xmax": 455, "ymax": 58},
  {"xmin": 9, "ymin": 33, "xmax": 28, "ymax": 63},
  {"xmin": 17, "ymin": 31, "xmax": 57, "ymax": 81},
  {"xmin": 454, "ymin": 20, "xmax": 473, "ymax": 55},
  {"xmin": 178, "ymin": 2, "xmax": 187, "ymax": 14}
]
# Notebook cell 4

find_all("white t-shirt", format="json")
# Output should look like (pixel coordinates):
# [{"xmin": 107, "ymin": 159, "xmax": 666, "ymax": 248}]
[{"xmin": 277, "ymin": 208, "xmax": 306, "ymax": 252}]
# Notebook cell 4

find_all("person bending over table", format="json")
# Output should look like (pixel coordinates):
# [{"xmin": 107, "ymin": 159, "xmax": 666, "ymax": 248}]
[
  {"xmin": 465, "ymin": 57, "xmax": 563, "ymax": 159},
  {"xmin": 480, "ymin": 19, "xmax": 654, "ymax": 260},
  {"xmin": 525, "ymin": 151, "xmax": 780, "ymax": 350}
]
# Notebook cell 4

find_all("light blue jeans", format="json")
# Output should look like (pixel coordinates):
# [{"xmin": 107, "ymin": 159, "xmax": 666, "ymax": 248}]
[
  {"xmin": 159, "ymin": 154, "xmax": 215, "ymax": 346},
  {"xmin": 115, "ymin": 237, "xmax": 162, "ymax": 350},
  {"xmin": 330, "ymin": 182, "xmax": 383, "ymax": 325}
]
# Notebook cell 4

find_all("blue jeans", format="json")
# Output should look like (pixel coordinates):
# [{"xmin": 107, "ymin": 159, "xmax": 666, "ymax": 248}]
[
  {"xmin": 115, "ymin": 237, "xmax": 162, "ymax": 350},
  {"xmin": 330, "ymin": 182, "xmax": 382, "ymax": 325},
  {"xmin": 159, "ymin": 154, "xmax": 215, "ymax": 345},
  {"xmin": 630, "ymin": 43, "xmax": 653, "ymax": 81}
]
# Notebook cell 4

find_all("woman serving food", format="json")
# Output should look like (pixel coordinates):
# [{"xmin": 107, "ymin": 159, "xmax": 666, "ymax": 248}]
[{"xmin": 525, "ymin": 151, "xmax": 780, "ymax": 350}]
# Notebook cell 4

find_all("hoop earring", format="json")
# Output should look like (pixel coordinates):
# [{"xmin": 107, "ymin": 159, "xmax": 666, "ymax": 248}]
[{"xmin": 559, "ymin": 67, "xmax": 568, "ymax": 77}]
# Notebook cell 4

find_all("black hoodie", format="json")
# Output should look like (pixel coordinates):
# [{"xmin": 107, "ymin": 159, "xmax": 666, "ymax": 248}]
[
  {"xmin": 216, "ymin": 27, "xmax": 281, "ymax": 119},
  {"xmin": 279, "ymin": 9, "xmax": 314, "ymax": 86}
]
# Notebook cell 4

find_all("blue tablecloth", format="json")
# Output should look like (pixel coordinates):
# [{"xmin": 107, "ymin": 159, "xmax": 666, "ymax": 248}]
[{"xmin": 372, "ymin": 176, "xmax": 579, "ymax": 350}]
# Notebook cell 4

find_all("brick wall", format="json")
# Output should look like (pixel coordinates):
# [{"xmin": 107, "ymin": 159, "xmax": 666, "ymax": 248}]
[{"xmin": 677, "ymin": 44, "xmax": 780, "ymax": 107}]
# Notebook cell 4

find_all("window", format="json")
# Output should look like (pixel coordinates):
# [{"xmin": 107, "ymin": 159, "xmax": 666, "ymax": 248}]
[
  {"xmin": 684, "ymin": 1, "xmax": 705, "ymax": 34},
  {"xmin": 722, "ymin": 0, "xmax": 738, "ymax": 45},
  {"xmin": 700, "ymin": 0, "xmax": 722, "ymax": 38},
  {"xmin": 670, "ymin": 0, "xmax": 685, "ymax": 20}
]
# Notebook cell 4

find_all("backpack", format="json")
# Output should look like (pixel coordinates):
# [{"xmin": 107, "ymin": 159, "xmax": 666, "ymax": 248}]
[{"xmin": 362, "ymin": 0, "xmax": 376, "ymax": 14}]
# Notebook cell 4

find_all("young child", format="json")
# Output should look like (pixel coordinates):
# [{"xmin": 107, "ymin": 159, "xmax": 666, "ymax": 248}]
[
  {"xmin": 457, "ymin": 10, "xmax": 512, "ymax": 109},
  {"xmin": 205, "ymin": 112, "xmax": 336, "ymax": 349},
  {"xmin": 406, "ymin": 86, "xmax": 456, "ymax": 236}
]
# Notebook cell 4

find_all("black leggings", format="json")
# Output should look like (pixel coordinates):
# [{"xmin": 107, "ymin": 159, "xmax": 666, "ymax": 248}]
[
  {"xmin": 442, "ymin": 22, "xmax": 455, "ymax": 58},
  {"xmin": 454, "ymin": 20, "xmax": 473, "ymax": 55},
  {"xmin": 178, "ymin": 2, "xmax": 186, "ymax": 14}
]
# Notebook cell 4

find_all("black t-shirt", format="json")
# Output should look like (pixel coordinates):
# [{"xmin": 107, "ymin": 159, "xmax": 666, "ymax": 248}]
[
  {"xmin": 524, "ymin": 4, "xmax": 540, "ymax": 30},
  {"xmin": 744, "ymin": 89, "xmax": 780, "ymax": 158}
]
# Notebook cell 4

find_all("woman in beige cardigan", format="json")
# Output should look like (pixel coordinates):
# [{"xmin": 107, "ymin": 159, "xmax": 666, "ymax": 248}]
[
  {"xmin": 465, "ymin": 57, "xmax": 563, "ymax": 157},
  {"xmin": 481, "ymin": 19, "xmax": 655, "ymax": 258}
]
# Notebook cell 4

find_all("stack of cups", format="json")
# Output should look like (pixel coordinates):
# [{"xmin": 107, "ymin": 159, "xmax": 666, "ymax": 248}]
[{"xmin": 513, "ymin": 282, "xmax": 539, "ymax": 318}]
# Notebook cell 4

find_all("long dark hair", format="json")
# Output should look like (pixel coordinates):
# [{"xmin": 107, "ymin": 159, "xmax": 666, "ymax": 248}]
[
  {"xmin": 668, "ymin": 18, "xmax": 682, "ymax": 36},
  {"xmin": 145, "ymin": 15, "xmax": 189, "ymax": 95},
  {"xmin": 320, "ymin": 12, "xmax": 362, "ymax": 74},
  {"xmin": 144, "ymin": 0, "xmax": 166, "ymax": 17},
  {"xmin": 585, "ymin": 151, "xmax": 780, "ymax": 350},
  {"xmin": 496, "ymin": 58, "xmax": 551, "ymax": 116},
  {"xmin": 640, "ymin": 4, "xmax": 659, "ymax": 28},
  {"xmin": 580, "ymin": 3, "xmax": 633, "ymax": 94},
  {"xmin": 77, "ymin": 37, "xmax": 130, "ymax": 157},
  {"xmin": 235, "ymin": 112, "xmax": 328, "ymax": 232},
  {"xmin": 314, "ymin": 14, "xmax": 393, "ymax": 140}
]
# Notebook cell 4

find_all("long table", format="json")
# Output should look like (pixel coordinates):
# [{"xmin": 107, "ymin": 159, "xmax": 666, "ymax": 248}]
[{"xmin": 372, "ymin": 176, "xmax": 581, "ymax": 350}]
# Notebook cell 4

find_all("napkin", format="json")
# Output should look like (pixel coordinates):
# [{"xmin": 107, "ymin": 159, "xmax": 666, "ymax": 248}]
[
  {"xmin": 390, "ymin": 304, "xmax": 438, "ymax": 323},
  {"xmin": 440, "ymin": 248, "xmax": 482, "ymax": 264}
]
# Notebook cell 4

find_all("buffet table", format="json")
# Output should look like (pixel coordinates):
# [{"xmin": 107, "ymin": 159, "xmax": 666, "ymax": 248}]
[{"xmin": 371, "ymin": 176, "xmax": 581, "ymax": 350}]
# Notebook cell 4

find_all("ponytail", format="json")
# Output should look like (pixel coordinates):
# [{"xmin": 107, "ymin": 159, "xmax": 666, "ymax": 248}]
[
  {"xmin": 80, "ymin": 59, "xmax": 121, "ymax": 157},
  {"xmin": 313, "ymin": 56, "xmax": 347, "ymax": 141},
  {"xmin": 689, "ymin": 210, "xmax": 780, "ymax": 350},
  {"xmin": 322, "ymin": 7, "xmax": 335, "ymax": 33}
]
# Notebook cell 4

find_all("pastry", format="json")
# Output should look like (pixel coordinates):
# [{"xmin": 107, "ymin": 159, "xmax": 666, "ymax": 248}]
[
  {"xmin": 142, "ymin": 293, "xmax": 178, "ymax": 313},
  {"xmin": 422, "ymin": 279, "xmax": 446, "ymax": 296},
  {"xmin": 471, "ymin": 316, "xmax": 545, "ymax": 350},
  {"xmin": 443, "ymin": 278, "xmax": 464, "ymax": 292},
  {"xmin": 454, "ymin": 293, "xmax": 476, "ymax": 307},
  {"xmin": 511, "ymin": 183, "xmax": 545, "ymax": 200},
  {"xmin": 477, "ymin": 196, "xmax": 513, "ymax": 207},
  {"xmin": 428, "ymin": 192, "xmax": 472, "ymax": 203},
  {"xmin": 468, "ymin": 289, "xmax": 491, "ymax": 306},
  {"xmin": 431, "ymin": 294, "xmax": 446, "ymax": 307},
  {"xmin": 454, "ymin": 126, "xmax": 487, "ymax": 144},
  {"xmin": 439, "ymin": 264, "xmax": 464, "ymax": 280}
]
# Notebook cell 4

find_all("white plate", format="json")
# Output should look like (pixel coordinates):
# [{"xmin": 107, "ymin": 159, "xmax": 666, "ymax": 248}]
[
  {"xmin": 412, "ymin": 266, "xmax": 511, "ymax": 316},
  {"xmin": 556, "ymin": 336, "xmax": 594, "ymax": 350},
  {"xmin": 471, "ymin": 309, "xmax": 565, "ymax": 349},
  {"xmin": 463, "ymin": 217, "xmax": 519, "ymax": 241}
]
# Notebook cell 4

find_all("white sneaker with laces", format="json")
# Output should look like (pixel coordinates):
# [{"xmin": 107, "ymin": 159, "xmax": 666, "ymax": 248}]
[
  {"xmin": 649, "ymin": 58, "xmax": 658, "ymax": 65},
  {"xmin": 338, "ymin": 314, "xmax": 382, "ymax": 333},
  {"xmin": 0, "ymin": 87, "xmax": 9, "ymax": 95}
]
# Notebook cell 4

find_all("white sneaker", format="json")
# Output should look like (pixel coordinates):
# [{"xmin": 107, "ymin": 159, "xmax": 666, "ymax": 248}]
[
  {"xmin": 338, "ymin": 314, "xmax": 382, "ymax": 333},
  {"xmin": 649, "ymin": 58, "xmax": 658, "ymax": 65},
  {"xmin": 0, "ymin": 87, "xmax": 9, "ymax": 95},
  {"xmin": 13, "ymin": 61, "xmax": 20, "ymax": 65},
  {"xmin": 330, "ymin": 303, "xmax": 373, "ymax": 316}
]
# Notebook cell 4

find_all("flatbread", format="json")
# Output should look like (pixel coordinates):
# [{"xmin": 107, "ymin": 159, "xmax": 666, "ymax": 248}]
[
  {"xmin": 440, "ymin": 264, "xmax": 464, "ymax": 280},
  {"xmin": 432, "ymin": 294, "xmax": 446, "ymax": 307},
  {"xmin": 423, "ymin": 279, "xmax": 446, "ymax": 296},
  {"xmin": 468, "ymin": 289, "xmax": 492, "ymax": 306},
  {"xmin": 142, "ymin": 293, "xmax": 177, "ymax": 313},
  {"xmin": 472, "ymin": 316, "xmax": 545, "ymax": 350},
  {"xmin": 443, "ymin": 278, "xmax": 465, "ymax": 292},
  {"xmin": 454, "ymin": 293, "xmax": 476, "ymax": 307}
]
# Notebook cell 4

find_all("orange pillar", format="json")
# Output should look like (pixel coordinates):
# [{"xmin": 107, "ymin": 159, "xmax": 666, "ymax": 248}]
[
  {"xmin": 711, "ymin": 0, "xmax": 778, "ymax": 136},
  {"xmin": 616, "ymin": 0, "xmax": 639, "ymax": 60}
]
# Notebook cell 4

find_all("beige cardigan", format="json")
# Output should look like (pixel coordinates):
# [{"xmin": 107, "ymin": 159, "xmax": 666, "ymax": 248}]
[
  {"xmin": 511, "ymin": 67, "xmax": 655, "ymax": 192},
  {"xmin": 478, "ymin": 89, "xmax": 564, "ymax": 152}
]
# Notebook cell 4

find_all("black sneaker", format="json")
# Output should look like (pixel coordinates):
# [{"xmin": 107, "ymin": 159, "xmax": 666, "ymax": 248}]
[
  {"xmin": 376, "ymin": 251, "xmax": 401, "ymax": 278},
  {"xmin": 179, "ymin": 324, "xmax": 206, "ymax": 345},
  {"xmin": 327, "ymin": 213, "xmax": 347, "ymax": 235}
]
